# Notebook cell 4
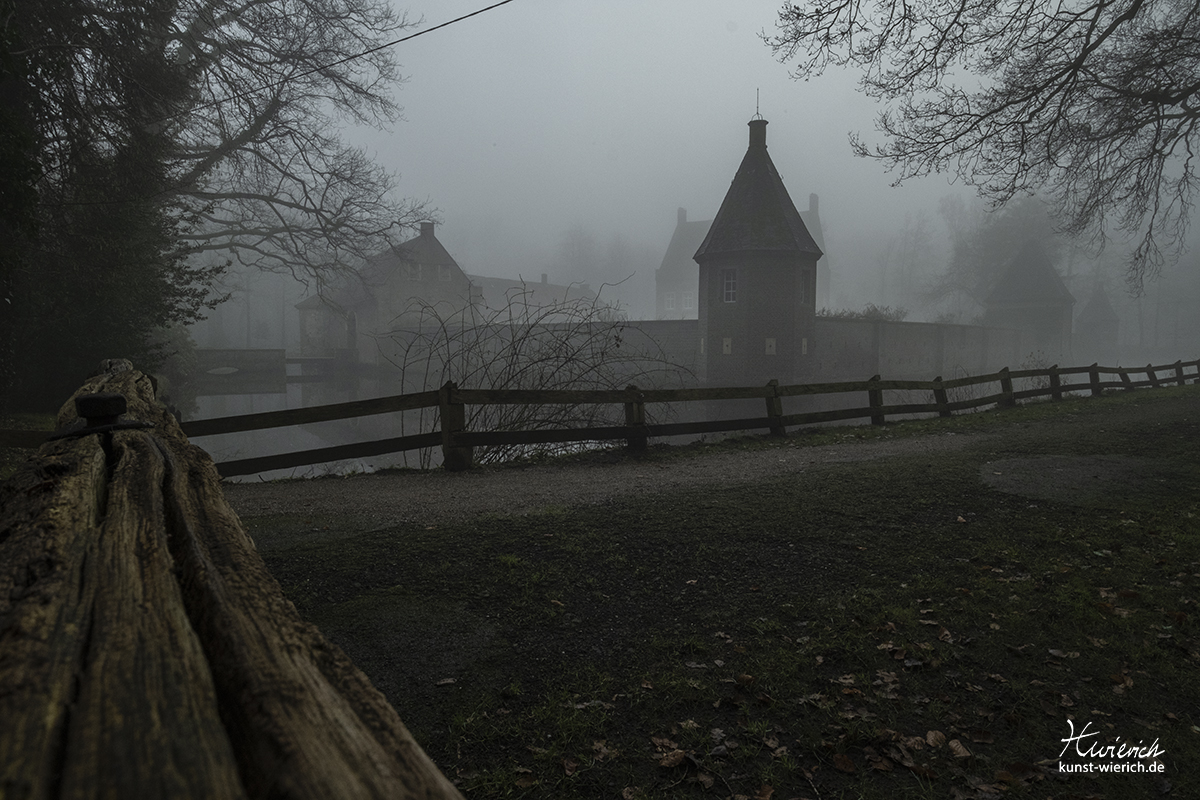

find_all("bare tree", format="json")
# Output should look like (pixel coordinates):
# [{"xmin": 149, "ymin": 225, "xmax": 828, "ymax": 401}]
[
  {"xmin": 165, "ymin": 0, "xmax": 427, "ymax": 289},
  {"xmin": 378, "ymin": 286, "xmax": 694, "ymax": 466},
  {"xmin": 3, "ymin": 0, "xmax": 426, "ymax": 405},
  {"xmin": 767, "ymin": 0, "xmax": 1200, "ymax": 290}
]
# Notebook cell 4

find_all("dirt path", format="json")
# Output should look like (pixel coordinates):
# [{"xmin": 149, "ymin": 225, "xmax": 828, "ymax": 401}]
[{"xmin": 223, "ymin": 428, "xmax": 989, "ymax": 549}]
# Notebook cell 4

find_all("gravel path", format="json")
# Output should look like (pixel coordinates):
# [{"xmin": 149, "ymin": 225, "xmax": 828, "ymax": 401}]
[{"xmin": 223, "ymin": 429, "xmax": 988, "ymax": 547}]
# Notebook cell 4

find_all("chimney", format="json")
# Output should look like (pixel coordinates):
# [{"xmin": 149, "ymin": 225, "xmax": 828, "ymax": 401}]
[
  {"xmin": 540, "ymin": 273, "xmax": 548, "ymax": 285},
  {"xmin": 420, "ymin": 221, "xmax": 435, "ymax": 237},
  {"xmin": 809, "ymin": 193, "xmax": 819, "ymax": 213},
  {"xmin": 748, "ymin": 118, "xmax": 768, "ymax": 149},
  {"xmin": 677, "ymin": 207, "xmax": 687, "ymax": 226}
]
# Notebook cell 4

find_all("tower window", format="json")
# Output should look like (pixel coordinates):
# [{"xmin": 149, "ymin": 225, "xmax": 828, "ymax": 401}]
[
  {"xmin": 721, "ymin": 269, "xmax": 737, "ymax": 303},
  {"xmin": 665, "ymin": 292, "xmax": 676, "ymax": 310},
  {"xmin": 683, "ymin": 291, "xmax": 695, "ymax": 310}
]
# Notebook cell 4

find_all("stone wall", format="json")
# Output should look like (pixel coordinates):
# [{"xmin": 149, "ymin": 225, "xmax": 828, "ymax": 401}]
[{"xmin": 620, "ymin": 317, "xmax": 1031, "ymax": 386}]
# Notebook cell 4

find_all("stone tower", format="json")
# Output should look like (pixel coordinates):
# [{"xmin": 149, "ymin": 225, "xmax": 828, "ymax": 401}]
[{"xmin": 693, "ymin": 118, "xmax": 823, "ymax": 386}]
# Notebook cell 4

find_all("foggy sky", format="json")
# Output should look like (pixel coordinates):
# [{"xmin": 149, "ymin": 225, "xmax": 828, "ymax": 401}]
[{"xmin": 348, "ymin": 0, "xmax": 968, "ymax": 312}]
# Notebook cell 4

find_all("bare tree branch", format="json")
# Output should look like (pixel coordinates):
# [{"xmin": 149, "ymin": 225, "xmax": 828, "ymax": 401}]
[{"xmin": 767, "ymin": 0, "xmax": 1200, "ymax": 291}]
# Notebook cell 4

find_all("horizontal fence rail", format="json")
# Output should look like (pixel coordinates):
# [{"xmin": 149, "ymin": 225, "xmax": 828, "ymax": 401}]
[
  {"xmin": 194, "ymin": 358, "xmax": 1200, "ymax": 476},
  {"xmin": 8, "ymin": 359, "xmax": 1190, "ymax": 477}
]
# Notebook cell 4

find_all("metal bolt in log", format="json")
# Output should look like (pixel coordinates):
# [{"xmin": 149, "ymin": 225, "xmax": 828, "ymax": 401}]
[{"xmin": 75, "ymin": 393, "xmax": 128, "ymax": 427}]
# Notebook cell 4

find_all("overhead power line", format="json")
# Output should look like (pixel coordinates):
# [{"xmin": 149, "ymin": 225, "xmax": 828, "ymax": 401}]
[{"xmin": 177, "ymin": 0, "xmax": 518, "ymax": 120}]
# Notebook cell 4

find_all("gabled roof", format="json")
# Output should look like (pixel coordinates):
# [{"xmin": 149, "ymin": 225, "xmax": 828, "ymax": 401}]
[
  {"xmin": 390, "ymin": 222, "xmax": 457, "ymax": 267},
  {"xmin": 986, "ymin": 239, "xmax": 1075, "ymax": 307},
  {"xmin": 294, "ymin": 222, "xmax": 459, "ymax": 312},
  {"xmin": 694, "ymin": 119, "xmax": 823, "ymax": 262},
  {"xmin": 659, "ymin": 209, "xmax": 712, "ymax": 275}
]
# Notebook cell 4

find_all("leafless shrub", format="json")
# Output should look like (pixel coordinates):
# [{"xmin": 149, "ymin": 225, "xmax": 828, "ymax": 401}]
[
  {"xmin": 1018, "ymin": 351, "xmax": 1053, "ymax": 394},
  {"xmin": 378, "ymin": 285, "xmax": 693, "ymax": 466},
  {"xmin": 943, "ymin": 364, "xmax": 987, "ymax": 410}
]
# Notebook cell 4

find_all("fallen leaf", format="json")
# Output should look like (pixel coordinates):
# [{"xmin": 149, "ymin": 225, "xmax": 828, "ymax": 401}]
[
  {"xmin": 957, "ymin": 515, "xmax": 967, "ymax": 523},
  {"xmin": 926, "ymin": 730, "xmax": 947, "ymax": 747},
  {"xmin": 697, "ymin": 772, "xmax": 714, "ymax": 788},
  {"xmin": 550, "ymin": 599, "xmax": 565, "ymax": 607},
  {"xmin": 949, "ymin": 739, "xmax": 971, "ymax": 758},
  {"xmin": 621, "ymin": 788, "xmax": 638, "ymax": 800},
  {"xmin": 754, "ymin": 785, "xmax": 775, "ymax": 800},
  {"xmin": 562, "ymin": 758, "xmax": 579, "ymax": 776},
  {"xmin": 657, "ymin": 749, "xmax": 686, "ymax": 768},
  {"xmin": 435, "ymin": 678, "xmax": 456, "ymax": 686},
  {"xmin": 832, "ymin": 753, "xmax": 855, "ymax": 773},
  {"xmin": 1048, "ymin": 649, "xmax": 1081, "ymax": 659}
]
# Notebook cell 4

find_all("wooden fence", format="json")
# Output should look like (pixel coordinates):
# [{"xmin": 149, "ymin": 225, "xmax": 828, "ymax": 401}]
[
  {"xmin": 0, "ymin": 360, "xmax": 463, "ymax": 799},
  {"xmin": 172, "ymin": 358, "xmax": 1200, "ymax": 477}
]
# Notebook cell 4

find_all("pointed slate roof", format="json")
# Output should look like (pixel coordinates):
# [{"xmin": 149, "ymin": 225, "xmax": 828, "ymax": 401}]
[
  {"xmin": 986, "ymin": 239, "xmax": 1074, "ymax": 307},
  {"xmin": 694, "ymin": 119, "xmax": 823, "ymax": 262},
  {"xmin": 1076, "ymin": 283, "xmax": 1119, "ymax": 328}
]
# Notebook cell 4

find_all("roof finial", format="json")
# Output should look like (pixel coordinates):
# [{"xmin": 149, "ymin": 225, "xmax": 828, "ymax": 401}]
[{"xmin": 753, "ymin": 88, "xmax": 763, "ymax": 121}]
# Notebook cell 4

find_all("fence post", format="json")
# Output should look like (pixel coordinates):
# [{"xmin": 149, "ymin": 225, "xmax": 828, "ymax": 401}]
[
  {"xmin": 1147, "ymin": 364, "xmax": 1160, "ymax": 389},
  {"xmin": 933, "ymin": 375, "xmax": 951, "ymax": 418},
  {"xmin": 1120, "ymin": 369, "xmax": 1134, "ymax": 391},
  {"xmin": 765, "ymin": 379, "xmax": 785, "ymax": 436},
  {"xmin": 868, "ymin": 375, "xmax": 885, "ymax": 425},
  {"xmin": 1049, "ymin": 364, "xmax": 1062, "ymax": 401},
  {"xmin": 1090, "ymin": 363, "xmax": 1102, "ymax": 396},
  {"xmin": 624, "ymin": 384, "xmax": 647, "ymax": 452},
  {"xmin": 1175, "ymin": 360, "xmax": 1186, "ymax": 386},
  {"xmin": 999, "ymin": 367, "xmax": 1016, "ymax": 408},
  {"xmin": 439, "ymin": 380, "xmax": 473, "ymax": 472}
]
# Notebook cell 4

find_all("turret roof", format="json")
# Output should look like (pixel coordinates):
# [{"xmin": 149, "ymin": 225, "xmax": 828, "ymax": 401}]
[{"xmin": 694, "ymin": 119, "xmax": 823, "ymax": 262}]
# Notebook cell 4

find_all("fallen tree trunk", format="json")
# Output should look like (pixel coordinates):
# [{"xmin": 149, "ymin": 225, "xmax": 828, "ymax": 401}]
[{"xmin": 0, "ymin": 360, "xmax": 463, "ymax": 800}]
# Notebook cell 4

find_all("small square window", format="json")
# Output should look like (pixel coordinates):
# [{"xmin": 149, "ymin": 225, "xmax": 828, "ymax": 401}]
[
  {"xmin": 665, "ymin": 292, "xmax": 676, "ymax": 310},
  {"xmin": 721, "ymin": 269, "xmax": 737, "ymax": 303},
  {"xmin": 683, "ymin": 292, "xmax": 695, "ymax": 309}
]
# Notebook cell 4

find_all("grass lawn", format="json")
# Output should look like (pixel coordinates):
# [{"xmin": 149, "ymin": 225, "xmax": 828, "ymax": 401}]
[{"xmin": 250, "ymin": 387, "xmax": 1200, "ymax": 799}]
